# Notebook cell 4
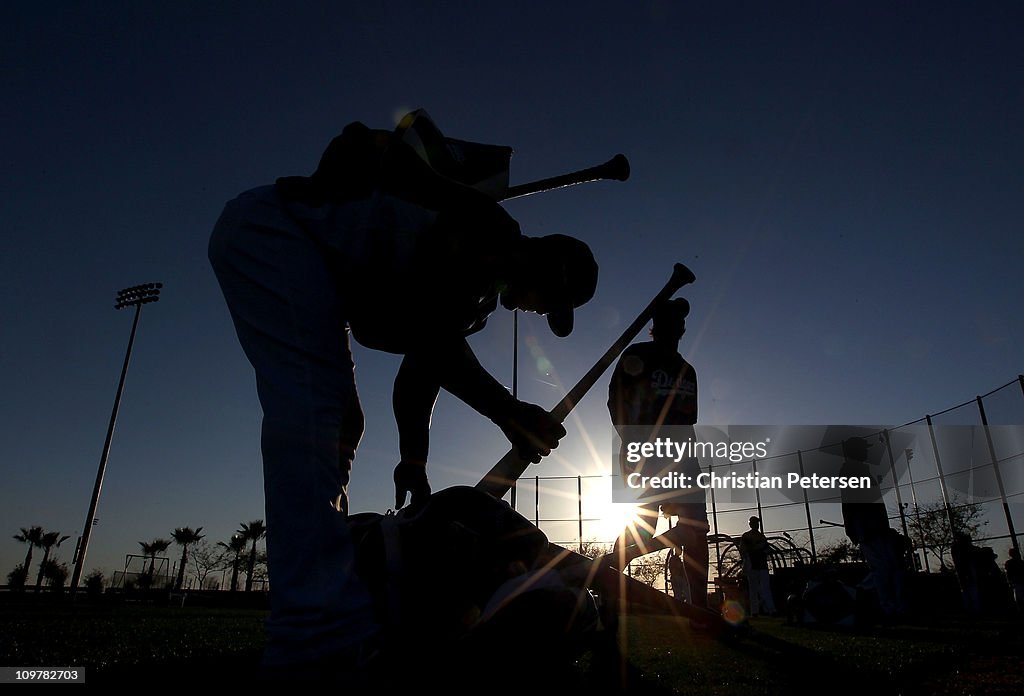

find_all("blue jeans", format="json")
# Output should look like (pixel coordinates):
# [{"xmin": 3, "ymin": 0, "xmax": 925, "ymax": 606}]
[{"xmin": 209, "ymin": 186, "xmax": 377, "ymax": 665}]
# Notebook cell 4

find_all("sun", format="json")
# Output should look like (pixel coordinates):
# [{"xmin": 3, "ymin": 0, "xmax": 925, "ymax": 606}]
[
  {"xmin": 582, "ymin": 480, "xmax": 674, "ymax": 549},
  {"xmin": 589, "ymin": 499, "xmax": 641, "ymax": 546}
]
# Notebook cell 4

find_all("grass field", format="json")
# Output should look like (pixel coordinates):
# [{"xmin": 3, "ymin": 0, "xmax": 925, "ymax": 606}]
[
  {"xmin": 617, "ymin": 614, "xmax": 1024, "ymax": 695},
  {"xmin": 1, "ymin": 599, "xmax": 1022, "ymax": 692}
]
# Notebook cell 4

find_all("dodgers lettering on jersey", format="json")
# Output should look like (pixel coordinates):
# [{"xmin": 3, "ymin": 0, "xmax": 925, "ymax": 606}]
[
  {"xmin": 650, "ymin": 368, "xmax": 697, "ymax": 397},
  {"xmin": 608, "ymin": 342, "xmax": 697, "ymax": 429}
]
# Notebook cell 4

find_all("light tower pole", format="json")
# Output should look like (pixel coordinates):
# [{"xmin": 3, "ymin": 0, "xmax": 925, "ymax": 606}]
[{"xmin": 70, "ymin": 283, "xmax": 162, "ymax": 594}]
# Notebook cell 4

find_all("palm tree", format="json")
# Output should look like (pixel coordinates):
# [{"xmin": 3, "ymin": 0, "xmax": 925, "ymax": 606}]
[
  {"xmin": 12, "ymin": 526, "xmax": 44, "ymax": 589},
  {"xmin": 34, "ymin": 531, "xmax": 69, "ymax": 592},
  {"xmin": 138, "ymin": 538, "xmax": 171, "ymax": 587},
  {"xmin": 170, "ymin": 527, "xmax": 205, "ymax": 590},
  {"xmin": 217, "ymin": 534, "xmax": 246, "ymax": 592},
  {"xmin": 237, "ymin": 520, "xmax": 267, "ymax": 592}
]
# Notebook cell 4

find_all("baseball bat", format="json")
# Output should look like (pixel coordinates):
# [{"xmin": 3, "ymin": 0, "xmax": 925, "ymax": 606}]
[
  {"xmin": 501, "ymin": 154, "xmax": 630, "ymax": 201},
  {"xmin": 476, "ymin": 262, "xmax": 697, "ymax": 499}
]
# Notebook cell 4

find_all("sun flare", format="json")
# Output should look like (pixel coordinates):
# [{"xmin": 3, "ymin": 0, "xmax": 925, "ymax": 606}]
[{"xmin": 589, "ymin": 500, "xmax": 640, "ymax": 546}]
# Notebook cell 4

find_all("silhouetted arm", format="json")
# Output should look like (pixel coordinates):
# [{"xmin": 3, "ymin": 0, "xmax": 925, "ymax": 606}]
[
  {"xmin": 394, "ymin": 337, "xmax": 516, "ymax": 444},
  {"xmin": 607, "ymin": 357, "xmax": 628, "ymax": 430},
  {"xmin": 393, "ymin": 353, "xmax": 442, "ymax": 465},
  {"xmin": 432, "ymin": 338, "xmax": 564, "ymax": 456},
  {"xmin": 392, "ymin": 353, "xmax": 440, "ymax": 509},
  {"xmin": 391, "ymin": 337, "xmax": 565, "ymax": 507}
]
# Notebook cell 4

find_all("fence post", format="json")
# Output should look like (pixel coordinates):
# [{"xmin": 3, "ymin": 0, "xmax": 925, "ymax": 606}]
[
  {"xmin": 510, "ymin": 311, "xmax": 518, "ymax": 512},
  {"xmin": 904, "ymin": 445, "xmax": 931, "ymax": 572},
  {"xmin": 534, "ymin": 475, "xmax": 540, "ymax": 528},
  {"xmin": 578, "ymin": 475, "xmax": 584, "ymax": 554},
  {"xmin": 708, "ymin": 460, "xmax": 722, "ymax": 573},
  {"xmin": 796, "ymin": 450, "xmax": 816, "ymax": 563},
  {"xmin": 925, "ymin": 415, "xmax": 958, "ymax": 538},
  {"xmin": 976, "ymin": 396, "xmax": 1020, "ymax": 554},
  {"xmin": 752, "ymin": 458, "xmax": 763, "ymax": 524},
  {"xmin": 881, "ymin": 430, "xmax": 911, "ymax": 540}
]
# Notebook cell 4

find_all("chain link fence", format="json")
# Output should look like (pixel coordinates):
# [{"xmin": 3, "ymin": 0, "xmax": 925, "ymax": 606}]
[{"xmin": 513, "ymin": 375, "xmax": 1024, "ymax": 590}]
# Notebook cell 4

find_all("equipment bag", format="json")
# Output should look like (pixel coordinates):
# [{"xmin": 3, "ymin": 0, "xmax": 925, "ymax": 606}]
[{"xmin": 348, "ymin": 485, "xmax": 550, "ymax": 641}]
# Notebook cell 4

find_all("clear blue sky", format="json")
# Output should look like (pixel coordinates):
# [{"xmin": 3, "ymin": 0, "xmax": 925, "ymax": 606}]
[{"xmin": 2, "ymin": 2, "xmax": 1022, "ymax": 579}]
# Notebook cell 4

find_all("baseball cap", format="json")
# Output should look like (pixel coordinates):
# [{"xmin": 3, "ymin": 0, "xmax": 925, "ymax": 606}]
[
  {"xmin": 842, "ymin": 437, "xmax": 873, "ymax": 457},
  {"xmin": 653, "ymin": 297, "xmax": 690, "ymax": 327},
  {"xmin": 521, "ymin": 234, "xmax": 598, "ymax": 337}
]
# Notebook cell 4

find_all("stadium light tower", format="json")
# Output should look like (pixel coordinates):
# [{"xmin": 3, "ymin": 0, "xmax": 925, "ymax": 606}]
[{"xmin": 70, "ymin": 283, "xmax": 162, "ymax": 594}]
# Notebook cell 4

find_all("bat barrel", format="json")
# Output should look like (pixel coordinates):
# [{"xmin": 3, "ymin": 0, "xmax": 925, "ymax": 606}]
[{"xmin": 502, "ymin": 154, "xmax": 630, "ymax": 200}]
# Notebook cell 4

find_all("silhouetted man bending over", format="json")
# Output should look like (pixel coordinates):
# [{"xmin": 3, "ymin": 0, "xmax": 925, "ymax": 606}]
[
  {"xmin": 209, "ymin": 110, "xmax": 597, "ymax": 672},
  {"xmin": 608, "ymin": 297, "xmax": 709, "ymax": 609}
]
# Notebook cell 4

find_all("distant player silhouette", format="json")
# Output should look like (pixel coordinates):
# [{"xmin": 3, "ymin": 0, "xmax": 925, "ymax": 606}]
[
  {"xmin": 667, "ymin": 548, "xmax": 689, "ymax": 602},
  {"xmin": 210, "ymin": 110, "xmax": 598, "ymax": 672},
  {"xmin": 740, "ymin": 516, "xmax": 776, "ymax": 616},
  {"xmin": 1005, "ymin": 547, "xmax": 1024, "ymax": 612},
  {"xmin": 608, "ymin": 297, "xmax": 708, "ymax": 609}
]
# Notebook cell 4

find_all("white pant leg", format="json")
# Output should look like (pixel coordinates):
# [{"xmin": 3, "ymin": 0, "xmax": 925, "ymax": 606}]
[
  {"xmin": 209, "ymin": 191, "xmax": 376, "ymax": 665},
  {"xmin": 754, "ymin": 570, "xmax": 776, "ymax": 614},
  {"xmin": 745, "ymin": 564, "xmax": 774, "ymax": 615},
  {"xmin": 745, "ymin": 564, "xmax": 761, "ymax": 614},
  {"xmin": 859, "ymin": 537, "xmax": 904, "ymax": 615}
]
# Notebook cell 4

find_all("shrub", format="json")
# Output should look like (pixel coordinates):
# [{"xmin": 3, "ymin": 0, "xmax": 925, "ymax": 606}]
[
  {"xmin": 84, "ymin": 570, "xmax": 105, "ymax": 595},
  {"xmin": 6, "ymin": 564, "xmax": 28, "ymax": 588}
]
